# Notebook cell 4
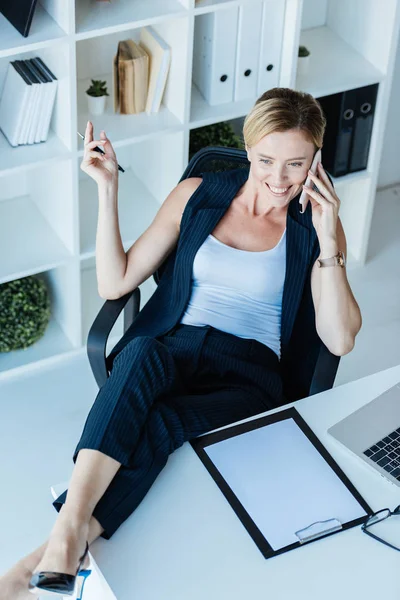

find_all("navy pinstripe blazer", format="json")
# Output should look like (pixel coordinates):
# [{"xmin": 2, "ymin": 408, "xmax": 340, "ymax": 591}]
[{"xmin": 107, "ymin": 167, "xmax": 325, "ymax": 403}]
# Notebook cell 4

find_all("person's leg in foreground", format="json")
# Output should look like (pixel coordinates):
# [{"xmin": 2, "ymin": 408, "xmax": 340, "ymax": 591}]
[
  {"xmin": 0, "ymin": 335, "xmax": 178, "ymax": 599},
  {"xmin": 0, "ymin": 449, "xmax": 115, "ymax": 600},
  {"xmin": 0, "ymin": 328, "xmax": 282, "ymax": 599}
]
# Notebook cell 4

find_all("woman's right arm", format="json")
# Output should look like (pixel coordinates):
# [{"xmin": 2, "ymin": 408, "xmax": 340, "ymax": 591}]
[
  {"xmin": 81, "ymin": 122, "xmax": 202, "ymax": 300},
  {"xmin": 112, "ymin": 176, "xmax": 202, "ymax": 300}
]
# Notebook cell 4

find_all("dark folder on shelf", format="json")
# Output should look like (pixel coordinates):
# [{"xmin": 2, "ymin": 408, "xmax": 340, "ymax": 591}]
[
  {"xmin": 317, "ymin": 83, "xmax": 379, "ymax": 177},
  {"xmin": 0, "ymin": 0, "xmax": 38, "ymax": 38},
  {"xmin": 348, "ymin": 83, "xmax": 379, "ymax": 174},
  {"xmin": 317, "ymin": 88, "xmax": 358, "ymax": 177},
  {"xmin": 190, "ymin": 407, "xmax": 372, "ymax": 560}
]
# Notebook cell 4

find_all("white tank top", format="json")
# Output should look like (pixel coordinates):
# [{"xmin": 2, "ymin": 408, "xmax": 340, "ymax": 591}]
[{"xmin": 180, "ymin": 228, "xmax": 287, "ymax": 359}]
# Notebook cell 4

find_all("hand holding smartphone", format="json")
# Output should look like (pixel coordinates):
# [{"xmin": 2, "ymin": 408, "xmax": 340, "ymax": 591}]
[{"xmin": 299, "ymin": 148, "xmax": 322, "ymax": 214}]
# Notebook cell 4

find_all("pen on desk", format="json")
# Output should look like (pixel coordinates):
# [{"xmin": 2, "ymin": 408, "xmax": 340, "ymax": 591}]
[{"xmin": 77, "ymin": 131, "xmax": 125, "ymax": 173}]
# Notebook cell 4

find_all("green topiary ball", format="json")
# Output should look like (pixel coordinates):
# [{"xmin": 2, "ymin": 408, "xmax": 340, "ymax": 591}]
[
  {"xmin": 189, "ymin": 121, "xmax": 243, "ymax": 160},
  {"xmin": 0, "ymin": 276, "xmax": 51, "ymax": 352}
]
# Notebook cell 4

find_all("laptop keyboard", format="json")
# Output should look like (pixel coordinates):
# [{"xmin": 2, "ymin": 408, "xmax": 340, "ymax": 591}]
[{"xmin": 363, "ymin": 427, "xmax": 400, "ymax": 480}]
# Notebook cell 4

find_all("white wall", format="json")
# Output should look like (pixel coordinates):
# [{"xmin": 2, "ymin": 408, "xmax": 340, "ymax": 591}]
[{"xmin": 377, "ymin": 27, "xmax": 400, "ymax": 189}]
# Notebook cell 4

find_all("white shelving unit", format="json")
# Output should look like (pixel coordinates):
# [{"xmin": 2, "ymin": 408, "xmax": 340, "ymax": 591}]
[{"xmin": 0, "ymin": 0, "xmax": 399, "ymax": 381}]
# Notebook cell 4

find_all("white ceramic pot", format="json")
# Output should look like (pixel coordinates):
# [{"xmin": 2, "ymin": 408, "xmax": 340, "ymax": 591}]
[
  {"xmin": 87, "ymin": 93, "xmax": 107, "ymax": 116},
  {"xmin": 297, "ymin": 55, "xmax": 310, "ymax": 77}
]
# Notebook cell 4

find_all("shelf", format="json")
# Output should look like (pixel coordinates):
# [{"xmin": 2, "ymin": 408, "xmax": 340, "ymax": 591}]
[
  {"xmin": 79, "ymin": 168, "xmax": 161, "ymax": 258},
  {"xmin": 0, "ymin": 0, "xmax": 397, "ymax": 384},
  {"xmin": 0, "ymin": 315, "xmax": 75, "ymax": 377},
  {"xmin": 331, "ymin": 170, "xmax": 372, "ymax": 188},
  {"xmin": 0, "ymin": 4, "xmax": 68, "ymax": 59},
  {"xmin": 194, "ymin": 0, "xmax": 242, "ymax": 13},
  {"xmin": 77, "ymin": 76, "xmax": 183, "ymax": 150},
  {"xmin": 0, "ymin": 130, "xmax": 71, "ymax": 176},
  {"xmin": 189, "ymin": 19, "xmax": 385, "ymax": 128},
  {"xmin": 190, "ymin": 83, "xmax": 255, "ymax": 129},
  {"xmin": 75, "ymin": 0, "xmax": 188, "ymax": 40},
  {"xmin": 0, "ymin": 196, "xmax": 72, "ymax": 285},
  {"xmin": 296, "ymin": 26, "xmax": 384, "ymax": 98},
  {"xmin": 194, "ymin": 0, "xmax": 264, "ymax": 14}
]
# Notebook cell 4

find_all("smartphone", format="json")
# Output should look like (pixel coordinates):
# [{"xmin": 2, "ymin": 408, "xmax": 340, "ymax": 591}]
[{"xmin": 299, "ymin": 148, "xmax": 322, "ymax": 214}]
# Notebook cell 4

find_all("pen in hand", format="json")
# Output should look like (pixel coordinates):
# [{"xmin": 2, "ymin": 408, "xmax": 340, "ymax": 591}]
[{"xmin": 77, "ymin": 131, "xmax": 125, "ymax": 173}]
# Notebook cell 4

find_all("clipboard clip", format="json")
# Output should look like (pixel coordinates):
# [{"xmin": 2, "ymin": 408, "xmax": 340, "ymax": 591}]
[{"xmin": 294, "ymin": 518, "xmax": 343, "ymax": 544}]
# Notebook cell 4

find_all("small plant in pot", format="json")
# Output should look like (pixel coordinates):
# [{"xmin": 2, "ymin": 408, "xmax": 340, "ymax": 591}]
[
  {"xmin": 86, "ymin": 79, "xmax": 109, "ymax": 116},
  {"xmin": 297, "ymin": 45, "xmax": 310, "ymax": 76}
]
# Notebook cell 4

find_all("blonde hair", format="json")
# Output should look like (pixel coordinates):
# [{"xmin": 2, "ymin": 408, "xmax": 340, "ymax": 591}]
[{"xmin": 243, "ymin": 87, "xmax": 326, "ymax": 150}]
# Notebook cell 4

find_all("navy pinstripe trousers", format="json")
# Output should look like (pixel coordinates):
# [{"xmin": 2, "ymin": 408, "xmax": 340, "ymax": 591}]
[{"xmin": 53, "ymin": 325, "xmax": 283, "ymax": 539}]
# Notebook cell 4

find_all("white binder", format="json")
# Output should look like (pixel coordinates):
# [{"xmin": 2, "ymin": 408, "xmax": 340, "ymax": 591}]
[
  {"xmin": 0, "ymin": 62, "xmax": 31, "ymax": 147},
  {"xmin": 13, "ymin": 60, "xmax": 37, "ymax": 145},
  {"xmin": 15, "ymin": 60, "xmax": 40, "ymax": 145},
  {"xmin": 31, "ymin": 57, "xmax": 58, "ymax": 142},
  {"xmin": 257, "ymin": 0, "xmax": 286, "ymax": 96},
  {"xmin": 25, "ymin": 60, "xmax": 47, "ymax": 144},
  {"xmin": 234, "ymin": 1, "xmax": 263, "ymax": 102},
  {"xmin": 193, "ymin": 7, "xmax": 239, "ymax": 106}
]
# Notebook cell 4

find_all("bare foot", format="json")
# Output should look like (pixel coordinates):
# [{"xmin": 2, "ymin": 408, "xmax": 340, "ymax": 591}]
[
  {"xmin": 0, "ymin": 560, "xmax": 38, "ymax": 600},
  {"xmin": 32, "ymin": 513, "xmax": 90, "ymax": 581}
]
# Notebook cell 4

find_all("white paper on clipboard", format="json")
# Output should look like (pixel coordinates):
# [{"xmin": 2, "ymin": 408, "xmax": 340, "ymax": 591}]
[{"xmin": 204, "ymin": 417, "xmax": 368, "ymax": 550}]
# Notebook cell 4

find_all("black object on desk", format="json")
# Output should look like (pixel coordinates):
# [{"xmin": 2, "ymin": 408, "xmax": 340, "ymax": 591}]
[{"xmin": 190, "ymin": 407, "xmax": 373, "ymax": 560}]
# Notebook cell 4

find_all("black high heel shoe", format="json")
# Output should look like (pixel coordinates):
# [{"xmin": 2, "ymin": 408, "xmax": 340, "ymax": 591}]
[{"xmin": 28, "ymin": 541, "xmax": 89, "ymax": 597}]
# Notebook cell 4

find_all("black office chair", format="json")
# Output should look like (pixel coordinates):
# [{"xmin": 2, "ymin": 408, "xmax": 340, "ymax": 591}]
[{"xmin": 87, "ymin": 146, "xmax": 340, "ymax": 400}]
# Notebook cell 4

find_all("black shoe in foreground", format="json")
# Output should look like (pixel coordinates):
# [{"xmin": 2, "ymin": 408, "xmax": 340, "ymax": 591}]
[{"xmin": 28, "ymin": 541, "xmax": 89, "ymax": 597}]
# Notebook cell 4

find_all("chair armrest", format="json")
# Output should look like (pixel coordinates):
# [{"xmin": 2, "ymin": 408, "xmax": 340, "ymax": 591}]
[
  {"xmin": 308, "ymin": 343, "xmax": 340, "ymax": 396},
  {"xmin": 87, "ymin": 288, "xmax": 141, "ymax": 388}
]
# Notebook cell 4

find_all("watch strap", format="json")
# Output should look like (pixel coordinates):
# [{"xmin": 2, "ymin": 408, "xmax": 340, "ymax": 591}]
[{"xmin": 317, "ymin": 251, "xmax": 345, "ymax": 268}]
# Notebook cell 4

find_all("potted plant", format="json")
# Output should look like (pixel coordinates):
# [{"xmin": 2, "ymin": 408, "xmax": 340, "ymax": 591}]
[
  {"xmin": 86, "ymin": 79, "xmax": 109, "ymax": 116},
  {"xmin": 0, "ymin": 275, "xmax": 51, "ymax": 352},
  {"xmin": 189, "ymin": 121, "xmax": 243, "ymax": 160},
  {"xmin": 297, "ymin": 45, "xmax": 310, "ymax": 77}
]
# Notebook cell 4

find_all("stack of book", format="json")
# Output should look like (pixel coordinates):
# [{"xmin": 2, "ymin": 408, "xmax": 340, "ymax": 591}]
[
  {"xmin": 0, "ymin": 57, "xmax": 58, "ymax": 147},
  {"xmin": 113, "ymin": 39, "xmax": 149, "ymax": 114},
  {"xmin": 113, "ymin": 26, "xmax": 171, "ymax": 115}
]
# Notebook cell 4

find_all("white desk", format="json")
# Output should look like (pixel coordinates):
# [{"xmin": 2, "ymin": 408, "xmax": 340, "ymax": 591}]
[{"xmin": 74, "ymin": 364, "xmax": 400, "ymax": 600}]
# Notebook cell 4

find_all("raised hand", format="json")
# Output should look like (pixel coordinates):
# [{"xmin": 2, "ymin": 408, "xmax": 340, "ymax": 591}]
[{"xmin": 80, "ymin": 121, "xmax": 118, "ymax": 186}]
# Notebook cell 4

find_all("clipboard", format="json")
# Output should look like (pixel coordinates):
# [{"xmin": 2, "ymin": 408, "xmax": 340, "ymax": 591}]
[{"xmin": 190, "ymin": 407, "xmax": 373, "ymax": 559}]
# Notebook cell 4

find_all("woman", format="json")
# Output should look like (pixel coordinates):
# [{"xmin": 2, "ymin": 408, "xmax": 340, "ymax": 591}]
[{"xmin": 1, "ymin": 87, "xmax": 361, "ymax": 599}]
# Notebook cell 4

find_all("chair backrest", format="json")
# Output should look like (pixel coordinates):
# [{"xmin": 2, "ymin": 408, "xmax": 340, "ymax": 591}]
[
  {"xmin": 180, "ymin": 146, "xmax": 250, "ymax": 180},
  {"xmin": 154, "ymin": 147, "xmax": 249, "ymax": 284}
]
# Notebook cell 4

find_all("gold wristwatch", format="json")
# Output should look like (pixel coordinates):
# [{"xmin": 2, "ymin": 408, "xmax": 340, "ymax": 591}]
[{"xmin": 317, "ymin": 251, "xmax": 346, "ymax": 268}]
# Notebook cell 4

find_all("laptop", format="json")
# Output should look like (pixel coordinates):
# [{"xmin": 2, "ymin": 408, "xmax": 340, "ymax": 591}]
[{"xmin": 327, "ymin": 381, "xmax": 400, "ymax": 488}]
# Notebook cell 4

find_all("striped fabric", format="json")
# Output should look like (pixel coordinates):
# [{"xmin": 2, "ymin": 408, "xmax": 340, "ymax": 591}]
[
  {"xmin": 107, "ymin": 167, "xmax": 325, "ymax": 402},
  {"xmin": 53, "ymin": 325, "xmax": 282, "ymax": 539}
]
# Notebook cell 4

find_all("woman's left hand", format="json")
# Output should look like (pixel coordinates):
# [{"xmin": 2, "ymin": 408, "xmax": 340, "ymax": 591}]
[{"xmin": 302, "ymin": 162, "xmax": 340, "ymax": 244}]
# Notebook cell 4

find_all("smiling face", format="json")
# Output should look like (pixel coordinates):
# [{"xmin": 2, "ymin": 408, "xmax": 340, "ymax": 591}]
[{"xmin": 246, "ymin": 129, "xmax": 317, "ymax": 208}]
